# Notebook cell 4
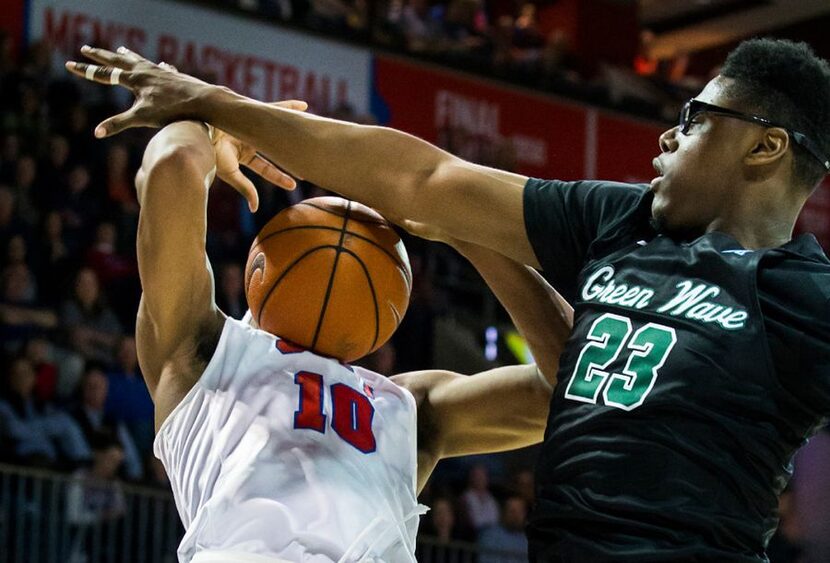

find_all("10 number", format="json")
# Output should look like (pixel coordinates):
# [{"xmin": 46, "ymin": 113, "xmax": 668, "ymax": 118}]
[{"xmin": 293, "ymin": 371, "xmax": 376, "ymax": 453}]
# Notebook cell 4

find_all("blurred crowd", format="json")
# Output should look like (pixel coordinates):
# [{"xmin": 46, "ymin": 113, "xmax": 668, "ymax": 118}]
[{"xmin": 225, "ymin": 0, "xmax": 706, "ymax": 121}]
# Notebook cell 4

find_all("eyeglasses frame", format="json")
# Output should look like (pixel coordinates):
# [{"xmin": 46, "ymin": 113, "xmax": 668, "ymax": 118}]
[{"xmin": 679, "ymin": 99, "xmax": 830, "ymax": 172}]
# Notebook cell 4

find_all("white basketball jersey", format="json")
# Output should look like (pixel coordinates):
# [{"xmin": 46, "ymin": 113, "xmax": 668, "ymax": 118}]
[{"xmin": 154, "ymin": 316, "xmax": 426, "ymax": 563}]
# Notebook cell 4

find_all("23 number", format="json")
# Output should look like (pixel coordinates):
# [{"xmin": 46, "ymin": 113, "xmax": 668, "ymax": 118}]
[{"xmin": 564, "ymin": 313, "xmax": 677, "ymax": 411}]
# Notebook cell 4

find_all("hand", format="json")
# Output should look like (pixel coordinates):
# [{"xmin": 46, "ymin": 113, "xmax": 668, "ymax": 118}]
[
  {"xmin": 66, "ymin": 46, "xmax": 308, "ymax": 206},
  {"xmin": 66, "ymin": 45, "xmax": 220, "ymax": 138},
  {"xmin": 210, "ymin": 113, "xmax": 306, "ymax": 211}
]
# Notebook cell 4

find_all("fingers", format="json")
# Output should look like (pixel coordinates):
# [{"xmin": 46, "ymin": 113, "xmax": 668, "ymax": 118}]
[
  {"xmin": 95, "ymin": 106, "xmax": 142, "ymax": 138},
  {"xmin": 224, "ymin": 169, "xmax": 260, "ymax": 212},
  {"xmin": 244, "ymin": 154, "xmax": 297, "ymax": 191},
  {"xmin": 115, "ymin": 46, "xmax": 151, "ymax": 65},
  {"xmin": 79, "ymin": 45, "xmax": 136, "ymax": 69},
  {"xmin": 65, "ymin": 61, "xmax": 134, "ymax": 88}
]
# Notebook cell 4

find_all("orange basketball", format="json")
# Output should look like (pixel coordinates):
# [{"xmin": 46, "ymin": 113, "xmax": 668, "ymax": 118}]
[{"xmin": 244, "ymin": 197, "xmax": 412, "ymax": 362}]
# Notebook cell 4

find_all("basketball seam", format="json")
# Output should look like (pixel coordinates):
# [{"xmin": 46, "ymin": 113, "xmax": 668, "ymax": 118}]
[
  {"xmin": 341, "ymin": 248, "xmax": 381, "ymax": 352},
  {"xmin": 256, "ymin": 246, "xmax": 338, "ymax": 329},
  {"xmin": 298, "ymin": 201, "xmax": 388, "ymax": 225},
  {"xmin": 311, "ymin": 201, "xmax": 352, "ymax": 350},
  {"xmin": 250, "ymin": 225, "xmax": 410, "ymax": 277}
]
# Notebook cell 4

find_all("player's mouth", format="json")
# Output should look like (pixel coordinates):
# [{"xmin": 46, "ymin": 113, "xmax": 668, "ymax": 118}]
[{"xmin": 650, "ymin": 158, "xmax": 665, "ymax": 190}]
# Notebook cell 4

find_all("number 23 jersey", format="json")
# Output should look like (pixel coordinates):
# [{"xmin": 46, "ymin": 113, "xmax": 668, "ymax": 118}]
[
  {"xmin": 524, "ymin": 178, "xmax": 830, "ymax": 562},
  {"xmin": 154, "ymin": 316, "xmax": 425, "ymax": 563}
]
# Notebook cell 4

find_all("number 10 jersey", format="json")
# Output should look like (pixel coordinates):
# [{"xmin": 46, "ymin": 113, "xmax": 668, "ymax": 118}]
[{"xmin": 154, "ymin": 316, "xmax": 425, "ymax": 563}]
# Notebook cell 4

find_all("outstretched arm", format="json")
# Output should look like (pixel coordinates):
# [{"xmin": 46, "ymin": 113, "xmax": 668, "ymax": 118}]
[
  {"xmin": 453, "ymin": 240, "xmax": 572, "ymax": 384},
  {"xmin": 391, "ymin": 239, "xmax": 572, "ymax": 492},
  {"xmin": 394, "ymin": 364, "xmax": 553, "ymax": 493},
  {"xmin": 66, "ymin": 48, "xmax": 539, "ymax": 268}
]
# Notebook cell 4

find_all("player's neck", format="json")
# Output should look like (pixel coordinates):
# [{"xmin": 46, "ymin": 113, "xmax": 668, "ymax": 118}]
[{"xmin": 704, "ymin": 181, "xmax": 806, "ymax": 250}]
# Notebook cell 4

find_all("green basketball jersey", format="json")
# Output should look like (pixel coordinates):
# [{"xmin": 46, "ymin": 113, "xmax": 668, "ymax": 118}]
[{"xmin": 523, "ymin": 179, "xmax": 830, "ymax": 562}]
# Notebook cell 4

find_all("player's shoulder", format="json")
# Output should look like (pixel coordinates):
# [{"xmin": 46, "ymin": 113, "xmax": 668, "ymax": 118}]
[
  {"xmin": 758, "ymin": 234, "xmax": 830, "ymax": 330},
  {"xmin": 759, "ymin": 234, "xmax": 830, "ymax": 295},
  {"xmin": 527, "ymin": 177, "xmax": 649, "ymax": 198}
]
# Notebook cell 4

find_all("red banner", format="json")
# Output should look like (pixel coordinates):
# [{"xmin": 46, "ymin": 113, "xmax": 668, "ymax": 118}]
[
  {"xmin": 595, "ymin": 113, "xmax": 664, "ymax": 183},
  {"xmin": 372, "ymin": 55, "xmax": 586, "ymax": 180}
]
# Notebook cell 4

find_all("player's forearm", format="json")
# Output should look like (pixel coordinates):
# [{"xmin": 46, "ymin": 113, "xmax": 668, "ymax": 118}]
[
  {"xmin": 454, "ymin": 241, "xmax": 572, "ymax": 385},
  {"xmin": 196, "ymin": 87, "xmax": 455, "ymax": 223}
]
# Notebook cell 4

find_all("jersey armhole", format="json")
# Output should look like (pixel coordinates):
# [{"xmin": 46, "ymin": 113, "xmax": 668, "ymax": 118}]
[
  {"xmin": 154, "ymin": 316, "xmax": 238, "ymax": 442},
  {"xmin": 394, "ymin": 380, "xmax": 420, "ymax": 493}
]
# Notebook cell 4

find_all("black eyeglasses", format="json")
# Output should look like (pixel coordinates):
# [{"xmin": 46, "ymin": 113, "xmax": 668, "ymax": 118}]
[{"xmin": 679, "ymin": 99, "xmax": 830, "ymax": 172}]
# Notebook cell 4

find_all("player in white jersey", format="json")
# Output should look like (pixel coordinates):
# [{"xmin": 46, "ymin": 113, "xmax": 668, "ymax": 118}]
[{"xmin": 99, "ymin": 58, "xmax": 571, "ymax": 561}]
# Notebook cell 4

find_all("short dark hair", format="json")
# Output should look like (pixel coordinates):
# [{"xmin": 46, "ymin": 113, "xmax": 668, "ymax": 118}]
[{"xmin": 720, "ymin": 38, "xmax": 830, "ymax": 189}]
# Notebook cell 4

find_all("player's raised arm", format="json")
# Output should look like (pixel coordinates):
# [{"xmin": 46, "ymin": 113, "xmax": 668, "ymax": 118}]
[
  {"xmin": 453, "ymin": 240, "xmax": 572, "ymax": 384},
  {"xmin": 133, "ymin": 121, "xmax": 223, "ymax": 400},
  {"xmin": 65, "ymin": 47, "xmax": 539, "ymax": 268}
]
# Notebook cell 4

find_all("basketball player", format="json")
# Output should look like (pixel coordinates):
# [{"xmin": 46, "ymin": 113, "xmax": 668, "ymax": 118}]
[
  {"xmin": 127, "ymin": 115, "xmax": 570, "ymax": 563},
  {"xmin": 68, "ymin": 38, "xmax": 830, "ymax": 562}
]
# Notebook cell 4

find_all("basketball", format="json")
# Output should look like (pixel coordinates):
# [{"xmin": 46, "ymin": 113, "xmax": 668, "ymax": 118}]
[{"xmin": 244, "ymin": 197, "xmax": 412, "ymax": 362}]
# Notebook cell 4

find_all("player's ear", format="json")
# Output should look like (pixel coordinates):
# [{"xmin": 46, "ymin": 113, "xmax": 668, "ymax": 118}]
[{"xmin": 745, "ymin": 127, "xmax": 789, "ymax": 169}]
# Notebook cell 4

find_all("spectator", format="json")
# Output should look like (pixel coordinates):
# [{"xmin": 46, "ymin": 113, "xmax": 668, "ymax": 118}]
[
  {"xmin": 388, "ymin": 0, "xmax": 443, "ymax": 53},
  {"xmin": 71, "ymin": 363, "xmax": 143, "ymax": 480},
  {"xmin": 38, "ymin": 135, "xmax": 71, "ymax": 209},
  {"xmin": 0, "ymin": 355, "xmax": 90, "ymax": 468},
  {"xmin": 510, "ymin": 3, "xmax": 544, "ymax": 71},
  {"xmin": 61, "ymin": 267, "xmax": 123, "ymax": 364},
  {"xmin": 478, "ymin": 495, "xmax": 528, "ymax": 562},
  {"xmin": 0, "ymin": 262, "xmax": 58, "ymax": 352},
  {"xmin": 55, "ymin": 164, "xmax": 101, "ymax": 243},
  {"xmin": 66, "ymin": 431, "xmax": 127, "ymax": 562},
  {"xmin": 23, "ymin": 336, "xmax": 59, "ymax": 403},
  {"xmin": 11, "ymin": 154, "xmax": 39, "ymax": 227},
  {"xmin": 441, "ymin": 0, "xmax": 490, "ymax": 60},
  {"xmin": 103, "ymin": 143, "xmax": 137, "ymax": 214},
  {"xmin": 3, "ymin": 233, "xmax": 28, "ymax": 269},
  {"xmin": 105, "ymin": 335, "xmax": 154, "ymax": 454},
  {"xmin": 104, "ymin": 143, "xmax": 140, "ymax": 250},
  {"xmin": 416, "ymin": 496, "xmax": 474, "ymax": 560},
  {"xmin": 36, "ymin": 210, "xmax": 75, "ymax": 306},
  {"xmin": 429, "ymin": 497, "xmax": 457, "ymax": 543},
  {"xmin": 84, "ymin": 220, "xmax": 136, "ymax": 286},
  {"xmin": 461, "ymin": 464, "xmax": 500, "ymax": 531}
]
